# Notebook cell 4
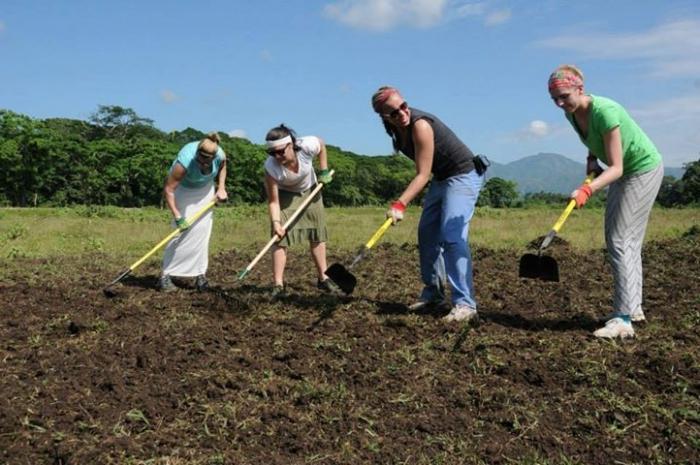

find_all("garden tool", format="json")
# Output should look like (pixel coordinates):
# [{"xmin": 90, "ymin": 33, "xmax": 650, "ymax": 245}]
[
  {"xmin": 237, "ymin": 170, "xmax": 334, "ymax": 281},
  {"xmin": 325, "ymin": 217, "xmax": 393, "ymax": 294},
  {"xmin": 519, "ymin": 174, "xmax": 595, "ymax": 282},
  {"xmin": 103, "ymin": 199, "xmax": 217, "ymax": 297}
]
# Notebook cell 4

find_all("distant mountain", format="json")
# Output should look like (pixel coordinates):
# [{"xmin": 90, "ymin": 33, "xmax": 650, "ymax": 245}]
[{"xmin": 484, "ymin": 153, "xmax": 685, "ymax": 194}]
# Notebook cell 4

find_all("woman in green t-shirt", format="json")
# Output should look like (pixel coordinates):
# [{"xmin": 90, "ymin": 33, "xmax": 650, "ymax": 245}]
[{"xmin": 548, "ymin": 64, "xmax": 664, "ymax": 340}]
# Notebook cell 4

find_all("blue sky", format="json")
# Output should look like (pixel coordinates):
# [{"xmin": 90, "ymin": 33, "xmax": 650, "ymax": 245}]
[{"xmin": 1, "ymin": 1, "xmax": 699, "ymax": 167}]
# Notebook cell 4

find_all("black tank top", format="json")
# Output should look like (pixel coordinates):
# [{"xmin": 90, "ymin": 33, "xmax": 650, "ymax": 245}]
[{"xmin": 397, "ymin": 108, "xmax": 475, "ymax": 181}]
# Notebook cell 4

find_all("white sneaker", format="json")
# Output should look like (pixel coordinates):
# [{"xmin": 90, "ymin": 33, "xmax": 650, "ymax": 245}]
[
  {"xmin": 408, "ymin": 298, "xmax": 446, "ymax": 311},
  {"xmin": 593, "ymin": 317, "xmax": 635, "ymax": 339},
  {"xmin": 602, "ymin": 309, "xmax": 646, "ymax": 323},
  {"xmin": 443, "ymin": 304, "xmax": 478, "ymax": 323}
]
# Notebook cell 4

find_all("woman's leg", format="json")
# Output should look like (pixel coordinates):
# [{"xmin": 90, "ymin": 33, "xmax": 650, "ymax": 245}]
[
  {"xmin": 440, "ymin": 171, "xmax": 483, "ymax": 308},
  {"xmin": 310, "ymin": 241, "xmax": 328, "ymax": 281},
  {"xmin": 417, "ymin": 181, "xmax": 446, "ymax": 302},
  {"xmin": 271, "ymin": 244, "xmax": 287, "ymax": 287},
  {"xmin": 604, "ymin": 165, "xmax": 663, "ymax": 317}
]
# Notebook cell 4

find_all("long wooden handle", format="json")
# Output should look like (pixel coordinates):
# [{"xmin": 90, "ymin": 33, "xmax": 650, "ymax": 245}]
[{"xmin": 238, "ymin": 171, "xmax": 334, "ymax": 280}]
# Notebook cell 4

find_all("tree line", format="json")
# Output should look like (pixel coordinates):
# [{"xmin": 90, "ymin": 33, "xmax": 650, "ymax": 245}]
[{"xmin": 1, "ymin": 106, "xmax": 698, "ymax": 208}]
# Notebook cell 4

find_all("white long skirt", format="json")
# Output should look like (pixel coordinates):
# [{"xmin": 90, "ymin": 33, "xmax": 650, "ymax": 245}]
[{"xmin": 161, "ymin": 183, "xmax": 215, "ymax": 277}]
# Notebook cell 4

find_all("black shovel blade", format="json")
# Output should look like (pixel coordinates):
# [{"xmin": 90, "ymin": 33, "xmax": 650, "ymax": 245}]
[
  {"xmin": 325, "ymin": 263, "xmax": 357, "ymax": 295},
  {"xmin": 518, "ymin": 253, "xmax": 560, "ymax": 282}
]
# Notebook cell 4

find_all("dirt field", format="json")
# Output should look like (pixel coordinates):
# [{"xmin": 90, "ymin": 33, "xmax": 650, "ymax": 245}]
[{"xmin": 1, "ymin": 229, "xmax": 699, "ymax": 465}]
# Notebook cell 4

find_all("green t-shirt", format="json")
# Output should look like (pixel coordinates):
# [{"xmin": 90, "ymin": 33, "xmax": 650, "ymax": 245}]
[{"xmin": 566, "ymin": 95, "xmax": 661, "ymax": 176}]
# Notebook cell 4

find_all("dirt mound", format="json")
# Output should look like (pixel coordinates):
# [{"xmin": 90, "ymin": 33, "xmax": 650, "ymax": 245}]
[{"xmin": 1, "ymin": 239, "xmax": 699, "ymax": 464}]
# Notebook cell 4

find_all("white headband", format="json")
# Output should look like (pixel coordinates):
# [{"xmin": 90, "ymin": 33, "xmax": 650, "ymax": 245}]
[{"xmin": 266, "ymin": 135, "xmax": 292, "ymax": 150}]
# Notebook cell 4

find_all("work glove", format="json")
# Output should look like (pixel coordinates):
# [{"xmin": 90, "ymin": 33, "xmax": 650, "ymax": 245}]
[
  {"xmin": 318, "ymin": 169, "xmax": 333, "ymax": 185},
  {"xmin": 570, "ymin": 184, "xmax": 593, "ymax": 209},
  {"xmin": 386, "ymin": 200, "xmax": 406, "ymax": 224},
  {"xmin": 175, "ymin": 216, "xmax": 190, "ymax": 231}
]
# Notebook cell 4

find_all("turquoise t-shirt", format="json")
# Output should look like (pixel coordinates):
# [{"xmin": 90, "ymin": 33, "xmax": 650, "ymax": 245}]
[
  {"xmin": 566, "ymin": 95, "xmax": 661, "ymax": 176},
  {"xmin": 170, "ymin": 141, "xmax": 225, "ymax": 188}
]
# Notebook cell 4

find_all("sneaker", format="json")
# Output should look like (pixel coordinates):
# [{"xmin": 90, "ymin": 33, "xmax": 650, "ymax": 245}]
[
  {"xmin": 593, "ymin": 317, "xmax": 635, "ymax": 339},
  {"xmin": 602, "ymin": 309, "xmax": 646, "ymax": 323},
  {"xmin": 158, "ymin": 274, "xmax": 176, "ymax": 292},
  {"xmin": 408, "ymin": 298, "xmax": 447, "ymax": 312},
  {"xmin": 317, "ymin": 278, "xmax": 342, "ymax": 295},
  {"xmin": 271, "ymin": 284, "xmax": 287, "ymax": 299},
  {"xmin": 443, "ymin": 304, "xmax": 478, "ymax": 323},
  {"xmin": 195, "ymin": 275, "xmax": 209, "ymax": 292}
]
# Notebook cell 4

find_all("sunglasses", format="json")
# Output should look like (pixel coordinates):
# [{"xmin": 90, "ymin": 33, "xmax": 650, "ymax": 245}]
[
  {"xmin": 267, "ymin": 143, "xmax": 289, "ymax": 157},
  {"xmin": 384, "ymin": 101, "xmax": 408, "ymax": 119}
]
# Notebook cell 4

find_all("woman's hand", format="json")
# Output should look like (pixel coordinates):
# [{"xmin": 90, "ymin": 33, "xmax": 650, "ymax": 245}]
[
  {"xmin": 216, "ymin": 188, "xmax": 228, "ymax": 202},
  {"xmin": 272, "ymin": 221, "xmax": 286, "ymax": 238}
]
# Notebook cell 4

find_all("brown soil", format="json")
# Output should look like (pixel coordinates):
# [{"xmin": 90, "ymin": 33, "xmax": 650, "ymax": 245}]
[{"xmin": 1, "ymin": 233, "xmax": 699, "ymax": 464}]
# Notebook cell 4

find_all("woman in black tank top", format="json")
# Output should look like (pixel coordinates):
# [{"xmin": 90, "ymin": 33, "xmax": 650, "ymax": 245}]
[{"xmin": 371, "ymin": 86, "xmax": 484, "ymax": 323}]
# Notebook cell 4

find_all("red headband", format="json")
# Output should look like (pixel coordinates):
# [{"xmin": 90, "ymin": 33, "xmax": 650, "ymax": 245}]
[
  {"xmin": 548, "ymin": 70, "xmax": 583, "ymax": 91},
  {"xmin": 372, "ymin": 87, "xmax": 399, "ymax": 113}
]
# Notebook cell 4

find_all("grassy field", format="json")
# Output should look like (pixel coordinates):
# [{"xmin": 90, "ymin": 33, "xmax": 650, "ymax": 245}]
[{"xmin": 0, "ymin": 205, "xmax": 697, "ymax": 262}]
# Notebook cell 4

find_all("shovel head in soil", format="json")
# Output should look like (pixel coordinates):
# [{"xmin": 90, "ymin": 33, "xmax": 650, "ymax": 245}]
[
  {"xmin": 326, "ymin": 218, "xmax": 393, "ymax": 295},
  {"xmin": 518, "ymin": 253, "xmax": 559, "ymax": 282},
  {"xmin": 325, "ymin": 263, "xmax": 357, "ymax": 294}
]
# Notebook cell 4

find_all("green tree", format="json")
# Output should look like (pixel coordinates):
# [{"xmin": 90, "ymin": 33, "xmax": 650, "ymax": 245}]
[
  {"xmin": 478, "ymin": 177, "xmax": 519, "ymax": 208},
  {"xmin": 679, "ymin": 157, "xmax": 700, "ymax": 204}
]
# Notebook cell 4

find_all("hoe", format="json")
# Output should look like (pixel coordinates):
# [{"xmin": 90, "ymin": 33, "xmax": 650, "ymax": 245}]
[{"xmin": 519, "ymin": 174, "xmax": 594, "ymax": 282}]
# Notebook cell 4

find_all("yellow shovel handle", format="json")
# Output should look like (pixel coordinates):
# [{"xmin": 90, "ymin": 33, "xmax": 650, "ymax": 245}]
[
  {"xmin": 365, "ymin": 218, "xmax": 393, "ymax": 249},
  {"xmin": 551, "ymin": 174, "xmax": 595, "ymax": 234},
  {"xmin": 129, "ymin": 199, "xmax": 217, "ymax": 271}
]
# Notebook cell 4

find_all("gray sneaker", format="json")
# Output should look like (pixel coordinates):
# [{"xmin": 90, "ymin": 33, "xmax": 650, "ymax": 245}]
[
  {"xmin": 593, "ymin": 317, "xmax": 635, "ymax": 339},
  {"xmin": 271, "ymin": 284, "xmax": 287, "ymax": 299},
  {"xmin": 195, "ymin": 274, "xmax": 209, "ymax": 292},
  {"xmin": 443, "ymin": 304, "xmax": 478, "ymax": 323},
  {"xmin": 158, "ymin": 274, "xmax": 176, "ymax": 292}
]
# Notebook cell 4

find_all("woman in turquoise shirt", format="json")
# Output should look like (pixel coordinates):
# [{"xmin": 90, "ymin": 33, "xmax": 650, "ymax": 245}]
[
  {"xmin": 158, "ymin": 132, "xmax": 228, "ymax": 292},
  {"xmin": 548, "ymin": 64, "xmax": 664, "ymax": 339}
]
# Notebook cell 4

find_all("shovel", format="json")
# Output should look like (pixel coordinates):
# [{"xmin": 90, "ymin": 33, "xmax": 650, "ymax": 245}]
[
  {"xmin": 325, "ymin": 217, "xmax": 393, "ymax": 294},
  {"xmin": 237, "ymin": 171, "xmax": 334, "ymax": 281},
  {"xmin": 519, "ymin": 174, "xmax": 594, "ymax": 282},
  {"xmin": 103, "ymin": 199, "xmax": 218, "ymax": 296}
]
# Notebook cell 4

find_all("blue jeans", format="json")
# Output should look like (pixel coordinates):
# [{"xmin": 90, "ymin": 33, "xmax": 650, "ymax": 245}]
[{"xmin": 418, "ymin": 171, "xmax": 483, "ymax": 307}]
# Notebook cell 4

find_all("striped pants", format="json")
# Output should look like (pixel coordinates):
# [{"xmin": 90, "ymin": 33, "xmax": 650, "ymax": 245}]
[{"xmin": 604, "ymin": 164, "xmax": 664, "ymax": 315}]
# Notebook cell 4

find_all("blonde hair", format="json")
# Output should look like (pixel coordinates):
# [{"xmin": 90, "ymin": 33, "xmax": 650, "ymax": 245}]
[
  {"xmin": 198, "ymin": 132, "xmax": 221, "ymax": 156},
  {"xmin": 554, "ymin": 64, "xmax": 584, "ymax": 82}
]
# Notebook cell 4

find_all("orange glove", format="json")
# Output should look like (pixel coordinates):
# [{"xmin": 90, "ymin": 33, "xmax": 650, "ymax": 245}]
[
  {"xmin": 386, "ymin": 200, "xmax": 406, "ymax": 224},
  {"xmin": 571, "ymin": 184, "xmax": 593, "ymax": 209}
]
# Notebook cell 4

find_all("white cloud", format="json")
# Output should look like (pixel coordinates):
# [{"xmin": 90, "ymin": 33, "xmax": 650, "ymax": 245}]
[
  {"xmin": 323, "ymin": 0, "xmax": 447, "ymax": 31},
  {"xmin": 484, "ymin": 8, "xmax": 510, "ymax": 26},
  {"xmin": 536, "ymin": 19, "xmax": 700, "ymax": 78},
  {"xmin": 160, "ymin": 89, "xmax": 180, "ymax": 104},
  {"xmin": 527, "ymin": 120, "xmax": 550, "ymax": 138},
  {"xmin": 454, "ymin": 2, "xmax": 486, "ymax": 18},
  {"xmin": 228, "ymin": 129, "xmax": 248, "ymax": 139},
  {"xmin": 629, "ymin": 93, "xmax": 700, "ymax": 166},
  {"xmin": 323, "ymin": 0, "xmax": 511, "ymax": 31}
]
